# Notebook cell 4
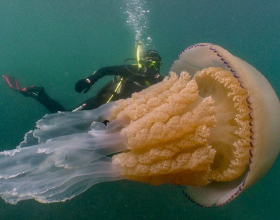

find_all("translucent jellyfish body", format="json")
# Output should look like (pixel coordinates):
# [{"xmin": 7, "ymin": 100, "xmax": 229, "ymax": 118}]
[{"xmin": 0, "ymin": 43, "xmax": 279, "ymax": 207}]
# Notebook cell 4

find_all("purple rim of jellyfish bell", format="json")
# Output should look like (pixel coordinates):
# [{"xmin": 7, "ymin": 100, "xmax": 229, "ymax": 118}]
[{"xmin": 175, "ymin": 43, "xmax": 254, "ymax": 207}]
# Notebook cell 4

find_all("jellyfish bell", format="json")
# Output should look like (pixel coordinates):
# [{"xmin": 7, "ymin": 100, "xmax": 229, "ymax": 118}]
[
  {"xmin": 0, "ymin": 43, "xmax": 279, "ymax": 207},
  {"xmin": 170, "ymin": 43, "xmax": 280, "ymax": 206}
]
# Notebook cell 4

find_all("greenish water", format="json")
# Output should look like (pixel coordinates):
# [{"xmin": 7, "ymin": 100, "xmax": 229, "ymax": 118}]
[{"xmin": 0, "ymin": 0, "xmax": 279, "ymax": 219}]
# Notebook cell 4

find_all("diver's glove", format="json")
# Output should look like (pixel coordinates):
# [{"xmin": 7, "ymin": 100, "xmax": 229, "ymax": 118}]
[{"xmin": 75, "ymin": 78, "xmax": 92, "ymax": 93}]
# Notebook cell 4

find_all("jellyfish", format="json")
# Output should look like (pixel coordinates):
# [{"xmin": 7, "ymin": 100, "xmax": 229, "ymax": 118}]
[{"xmin": 0, "ymin": 43, "xmax": 279, "ymax": 207}]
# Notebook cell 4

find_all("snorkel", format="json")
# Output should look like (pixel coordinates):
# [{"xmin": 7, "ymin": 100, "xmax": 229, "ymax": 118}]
[
  {"xmin": 137, "ymin": 43, "xmax": 142, "ymax": 69},
  {"xmin": 124, "ymin": 43, "xmax": 145, "ymax": 76}
]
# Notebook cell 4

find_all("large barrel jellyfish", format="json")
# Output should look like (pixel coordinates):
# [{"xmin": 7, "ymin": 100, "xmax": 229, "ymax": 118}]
[{"xmin": 0, "ymin": 43, "xmax": 279, "ymax": 207}]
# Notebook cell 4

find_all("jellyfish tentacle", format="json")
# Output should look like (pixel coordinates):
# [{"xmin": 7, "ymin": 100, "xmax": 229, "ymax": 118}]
[
  {"xmin": 32, "ymin": 102, "xmax": 115, "ymax": 144},
  {"xmin": 0, "ymin": 112, "xmax": 126, "ymax": 204}
]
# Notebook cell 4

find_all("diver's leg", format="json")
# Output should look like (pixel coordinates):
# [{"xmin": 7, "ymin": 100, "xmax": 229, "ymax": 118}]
[
  {"xmin": 70, "ymin": 96, "xmax": 101, "ymax": 111},
  {"xmin": 36, "ymin": 91, "xmax": 66, "ymax": 113},
  {"xmin": 21, "ymin": 87, "xmax": 66, "ymax": 113}
]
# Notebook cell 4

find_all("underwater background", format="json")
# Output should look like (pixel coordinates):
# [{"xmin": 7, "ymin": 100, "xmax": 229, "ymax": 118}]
[{"xmin": 0, "ymin": 0, "xmax": 279, "ymax": 219}]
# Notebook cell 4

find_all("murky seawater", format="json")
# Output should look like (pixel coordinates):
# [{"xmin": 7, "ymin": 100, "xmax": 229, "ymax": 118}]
[{"xmin": 0, "ymin": 0, "xmax": 279, "ymax": 219}]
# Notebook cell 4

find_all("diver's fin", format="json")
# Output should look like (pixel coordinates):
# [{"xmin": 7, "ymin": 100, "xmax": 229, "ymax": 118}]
[
  {"xmin": 2, "ymin": 74, "xmax": 45, "ymax": 98},
  {"xmin": 2, "ymin": 75, "xmax": 21, "ymax": 91}
]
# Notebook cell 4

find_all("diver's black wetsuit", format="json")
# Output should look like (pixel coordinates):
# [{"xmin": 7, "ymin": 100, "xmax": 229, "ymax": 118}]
[{"xmin": 36, "ymin": 65, "xmax": 163, "ymax": 113}]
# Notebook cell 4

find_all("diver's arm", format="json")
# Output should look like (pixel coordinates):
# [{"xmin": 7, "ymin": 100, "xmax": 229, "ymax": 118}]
[
  {"xmin": 87, "ymin": 65, "xmax": 132, "ymax": 84},
  {"xmin": 75, "ymin": 65, "xmax": 133, "ymax": 93}
]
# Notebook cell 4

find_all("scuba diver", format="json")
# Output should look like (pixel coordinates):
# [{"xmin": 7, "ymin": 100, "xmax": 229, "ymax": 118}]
[{"xmin": 2, "ymin": 48, "xmax": 163, "ymax": 113}]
